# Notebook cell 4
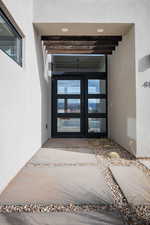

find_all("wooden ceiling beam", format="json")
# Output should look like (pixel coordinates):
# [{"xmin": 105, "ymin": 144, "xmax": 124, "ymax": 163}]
[
  {"xmin": 42, "ymin": 36, "xmax": 122, "ymax": 54},
  {"xmin": 46, "ymin": 46, "xmax": 115, "ymax": 51},
  {"xmin": 41, "ymin": 35, "xmax": 122, "ymax": 42},
  {"xmin": 47, "ymin": 49, "xmax": 113, "ymax": 54},
  {"xmin": 43, "ymin": 40, "xmax": 118, "ymax": 46}
]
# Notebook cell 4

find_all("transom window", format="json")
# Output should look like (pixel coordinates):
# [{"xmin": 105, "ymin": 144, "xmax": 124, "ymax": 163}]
[{"xmin": 0, "ymin": 9, "xmax": 22, "ymax": 66}]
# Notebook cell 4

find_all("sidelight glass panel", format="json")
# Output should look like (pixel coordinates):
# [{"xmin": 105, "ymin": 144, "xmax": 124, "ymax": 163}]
[
  {"xmin": 57, "ymin": 80, "xmax": 80, "ymax": 94},
  {"xmin": 88, "ymin": 99, "xmax": 106, "ymax": 113},
  {"xmin": 88, "ymin": 118, "xmax": 106, "ymax": 133},
  {"xmin": 57, "ymin": 99, "xmax": 80, "ymax": 113},
  {"xmin": 57, "ymin": 118, "xmax": 80, "ymax": 132},
  {"xmin": 88, "ymin": 80, "xmax": 106, "ymax": 94}
]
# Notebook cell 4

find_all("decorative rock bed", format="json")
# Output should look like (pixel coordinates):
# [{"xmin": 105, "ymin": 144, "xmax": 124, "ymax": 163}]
[{"xmin": 0, "ymin": 138, "xmax": 150, "ymax": 225}]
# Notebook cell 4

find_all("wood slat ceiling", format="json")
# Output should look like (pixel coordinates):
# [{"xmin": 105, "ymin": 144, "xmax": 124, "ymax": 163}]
[{"xmin": 41, "ymin": 35, "xmax": 122, "ymax": 55}]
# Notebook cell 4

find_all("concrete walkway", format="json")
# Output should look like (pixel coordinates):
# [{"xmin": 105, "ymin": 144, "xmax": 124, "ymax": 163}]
[{"xmin": 0, "ymin": 138, "xmax": 149, "ymax": 225}]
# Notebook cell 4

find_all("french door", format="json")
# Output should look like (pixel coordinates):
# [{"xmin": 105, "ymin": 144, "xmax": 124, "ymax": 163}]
[{"xmin": 52, "ymin": 73, "xmax": 107, "ymax": 138}]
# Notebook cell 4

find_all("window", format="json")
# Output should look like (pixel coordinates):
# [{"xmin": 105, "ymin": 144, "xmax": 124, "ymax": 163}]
[
  {"xmin": 88, "ymin": 118, "xmax": 106, "ymax": 133},
  {"xmin": 0, "ymin": 9, "xmax": 22, "ymax": 66},
  {"xmin": 88, "ymin": 79, "xmax": 106, "ymax": 94},
  {"xmin": 57, "ymin": 80, "xmax": 81, "ymax": 94},
  {"xmin": 52, "ymin": 55, "xmax": 106, "ymax": 73},
  {"xmin": 57, "ymin": 118, "xmax": 80, "ymax": 132}
]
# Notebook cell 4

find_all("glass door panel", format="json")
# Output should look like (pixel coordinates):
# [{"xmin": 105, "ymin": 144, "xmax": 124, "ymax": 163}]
[
  {"xmin": 57, "ymin": 80, "xmax": 81, "ymax": 94},
  {"xmin": 88, "ymin": 118, "xmax": 106, "ymax": 133},
  {"xmin": 57, "ymin": 118, "xmax": 80, "ymax": 132},
  {"xmin": 88, "ymin": 99, "xmax": 106, "ymax": 113},
  {"xmin": 52, "ymin": 73, "xmax": 107, "ymax": 138},
  {"xmin": 87, "ymin": 77, "xmax": 107, "ymax": 137},
  {"xmin": 67, "ymin": 99, "xmax": 80, "ymax": 113},
  {"xmin": 53, "ymin": 77, "xmax": 83, "ymax": 137},
  {"xmin": 88, "ymin": 79, "xmax": 106, "ymax": 94},
  {"xmin": 57, "ymin": 99, "xmax": 80, "ymax": 113}
]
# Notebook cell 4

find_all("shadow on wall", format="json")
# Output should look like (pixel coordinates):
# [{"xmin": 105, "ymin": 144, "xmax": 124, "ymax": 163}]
[
  {"xmin": 127, "ymin": 118, "xmax": 136, "ymax": 156},
  {"xmin": 127, "ymin": 137, "xmax": 136, "ymax": 156},
  {"xmin": 138, "ymin": 55, "xmax": 150, "ymax": 72},
  {"xmin": 34, "ymin": 29, "xmax": 49, "ymax": 145}
]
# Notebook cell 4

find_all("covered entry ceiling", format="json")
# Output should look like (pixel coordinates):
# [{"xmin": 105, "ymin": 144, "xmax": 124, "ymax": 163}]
[{"xmin": 42, "ymin": 35, "xmax": 122, "ymax": 55}]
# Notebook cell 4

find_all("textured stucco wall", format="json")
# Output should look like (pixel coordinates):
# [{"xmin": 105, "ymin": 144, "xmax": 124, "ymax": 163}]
[
  {"xmin": 0, "ymin": 0, "xmax": 48, "ymax": 193},
  {"xmin": 33, "ymin": 0, "xmax": 150, "ymax": 158},
  {"xmin": 108, "ymin": 27, "xmax": 136, "ymax": 156},
  {"xmin": 0, "ymin": 0, "xmax": 150, "ymax": 195}
]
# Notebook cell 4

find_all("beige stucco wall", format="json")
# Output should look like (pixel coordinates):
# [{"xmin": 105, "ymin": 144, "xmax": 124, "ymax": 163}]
[
  {"xmin": 0, "ymin": 0, "xmax": 150, "ymax": 194},
  {"xmin": 33, "ymin": 0, "xmax": 150, "ymax": 158},
  {"xmin": 108, "ymin": 27, "xmax": 136, "ymax": 156},
  {"xmin": 0, "ymin": 0, "xmax": 49, "ymax": 193}
]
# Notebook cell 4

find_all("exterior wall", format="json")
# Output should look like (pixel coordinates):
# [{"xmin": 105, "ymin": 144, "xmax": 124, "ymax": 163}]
[
  {"xmin": 108, "ymin": 27, "xmax": 136, "ymax": 156},
  {"xmin": 0, "ymin": 0, "xmax": 48, "ymax": 193},
  {"xmin": 0, "ymin": 0, "xmax": 150, "ymax": 193},
  {"xmin": 135, "ymin": 9, "xmax": 150, "ymax": 158},
  {"xmin": 33, "ymin": 0, "xmax": 150, "ymax": 158}
]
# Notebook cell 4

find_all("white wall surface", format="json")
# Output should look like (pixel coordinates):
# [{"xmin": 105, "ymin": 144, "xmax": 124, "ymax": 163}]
[
  {"xmin": 33, "ymin": 0, "xmax": 149, "ymax": 24},
  {"xmin": 0, "ymin": 0, "xmax": 48, "ymax": 193},
  {"xmin": 108, "ymin": 27, "xmax": 136, "ymax": 156},
  {"xmin": 33, "ymin": 0, "xmax": 150, "ymax": 158},
  {"xmin": 0, "ymin": 0, "xmax": 150, "ymax": 195}
]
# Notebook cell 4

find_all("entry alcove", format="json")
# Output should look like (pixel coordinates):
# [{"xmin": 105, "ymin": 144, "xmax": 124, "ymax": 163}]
[{"xmin": 51, "ymin": 54, "xmax": 107, "ymax": 138}]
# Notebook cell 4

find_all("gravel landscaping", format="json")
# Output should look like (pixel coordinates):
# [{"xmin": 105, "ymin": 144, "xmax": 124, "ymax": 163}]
[
  {"xmin": 0, "ymin": 204, "xmax": 115, "ymax": 213},
  {"xmin": 0, "ymin": 138, "xmax": 150, "ymax": 225},
  {"xmin": 91, "ymin": 139, "xmax": 150, "ymax": 225}
]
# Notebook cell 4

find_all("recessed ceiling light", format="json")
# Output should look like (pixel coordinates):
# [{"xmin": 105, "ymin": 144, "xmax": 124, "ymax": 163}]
[
  {"xmin": 61, "ymin": 28, "xmax": 69, "ymax": 32},
  {"xmin": 97, "ymin": 28, "xmax": 104, "ymax": 33}
]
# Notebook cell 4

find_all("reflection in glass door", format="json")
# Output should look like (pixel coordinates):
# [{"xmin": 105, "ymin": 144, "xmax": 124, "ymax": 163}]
[
  {"xmin": 87, "ymin": 78, "xmax": 107, "ymax": 136},
  {"xmin": 52, "ymin": 77, "xmax": 84, "ymax": 137},
  {"xmin": 52, "ymin": 74, "xmax": 107, "ymax": 138}
]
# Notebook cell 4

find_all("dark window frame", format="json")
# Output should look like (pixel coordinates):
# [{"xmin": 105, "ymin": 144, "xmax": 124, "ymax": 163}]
[
  {"xmin": 51, "ymin": 62, "xmax": 108, "ymax": 138},
  {"xmin": 0, "ymin": 8, "xmax": 23, "ymax": 66}
]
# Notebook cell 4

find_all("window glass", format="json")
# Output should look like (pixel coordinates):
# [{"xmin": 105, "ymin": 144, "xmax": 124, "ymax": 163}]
[
  {"xmin": 57, "ymin": 99, "xmax": 65, "ymax": 113},
  {"xmin": 57, "ymin": 80, "xmax": 80, "ymax": 94},
  {"xmin": 57, "ymin": 99, "xmax": 80, "ymax": 113},
  {"xmin": 52, "ymin": 55, "xmax": 106, "ymax": 73},
  {"xmin": 57, "ymin": 118, "xmax": 80, "ymax": 132},
  {"xmin": 88, "ymin": 99, "xmax": 106, "ymax": 113},
  {"xmin": 0, "ymin": 10, "xmax": 22, "ymax": 66},
  {"xmin": 88, "ymin": 118, "xmax": 106, "ymax": 133},
  {"xmin": 88, "ymin": 80, "xmax": 106, "ymax": 94}
]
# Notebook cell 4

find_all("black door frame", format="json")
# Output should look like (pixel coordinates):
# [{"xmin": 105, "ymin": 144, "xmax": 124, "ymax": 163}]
[
  {"xmin": 52, "ymin": 75, "xmax": 85, "ymax": 138},
  {"xmin": 51, "ymin": 58, "xmax": 108, "ymax": 138}
]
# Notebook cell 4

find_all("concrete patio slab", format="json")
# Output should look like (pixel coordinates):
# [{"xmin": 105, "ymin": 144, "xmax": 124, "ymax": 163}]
[
  {"xmin": 28, "ymin": 147, "xmax": 97, "ymax": 165},
  {"xmin": 43, "ymin": 138, "xmax": 91, "ymax": 148},
  {"xmin": 110, "ymin": 166, "xmax": 150, "ymax": 205},
  {"xmin": 0, "ymin": 211, "xmax": 124, "ymax": 225},
  {"xmin": 0, "ymin": 166, "xmax": 113, "ymax": 205}
]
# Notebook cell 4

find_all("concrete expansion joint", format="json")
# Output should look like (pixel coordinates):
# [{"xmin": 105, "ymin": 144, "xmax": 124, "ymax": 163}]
[
  {"xmin": 102, "ymin": 168, "xmax": 150, "ymax": 225},
  {"xmin": 26, "ymin": 162, "xmax": 97, "ymax": 168},
  {"xmin": 0, "ymin": 139, "xmax": 150, "ymax": 225}
]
